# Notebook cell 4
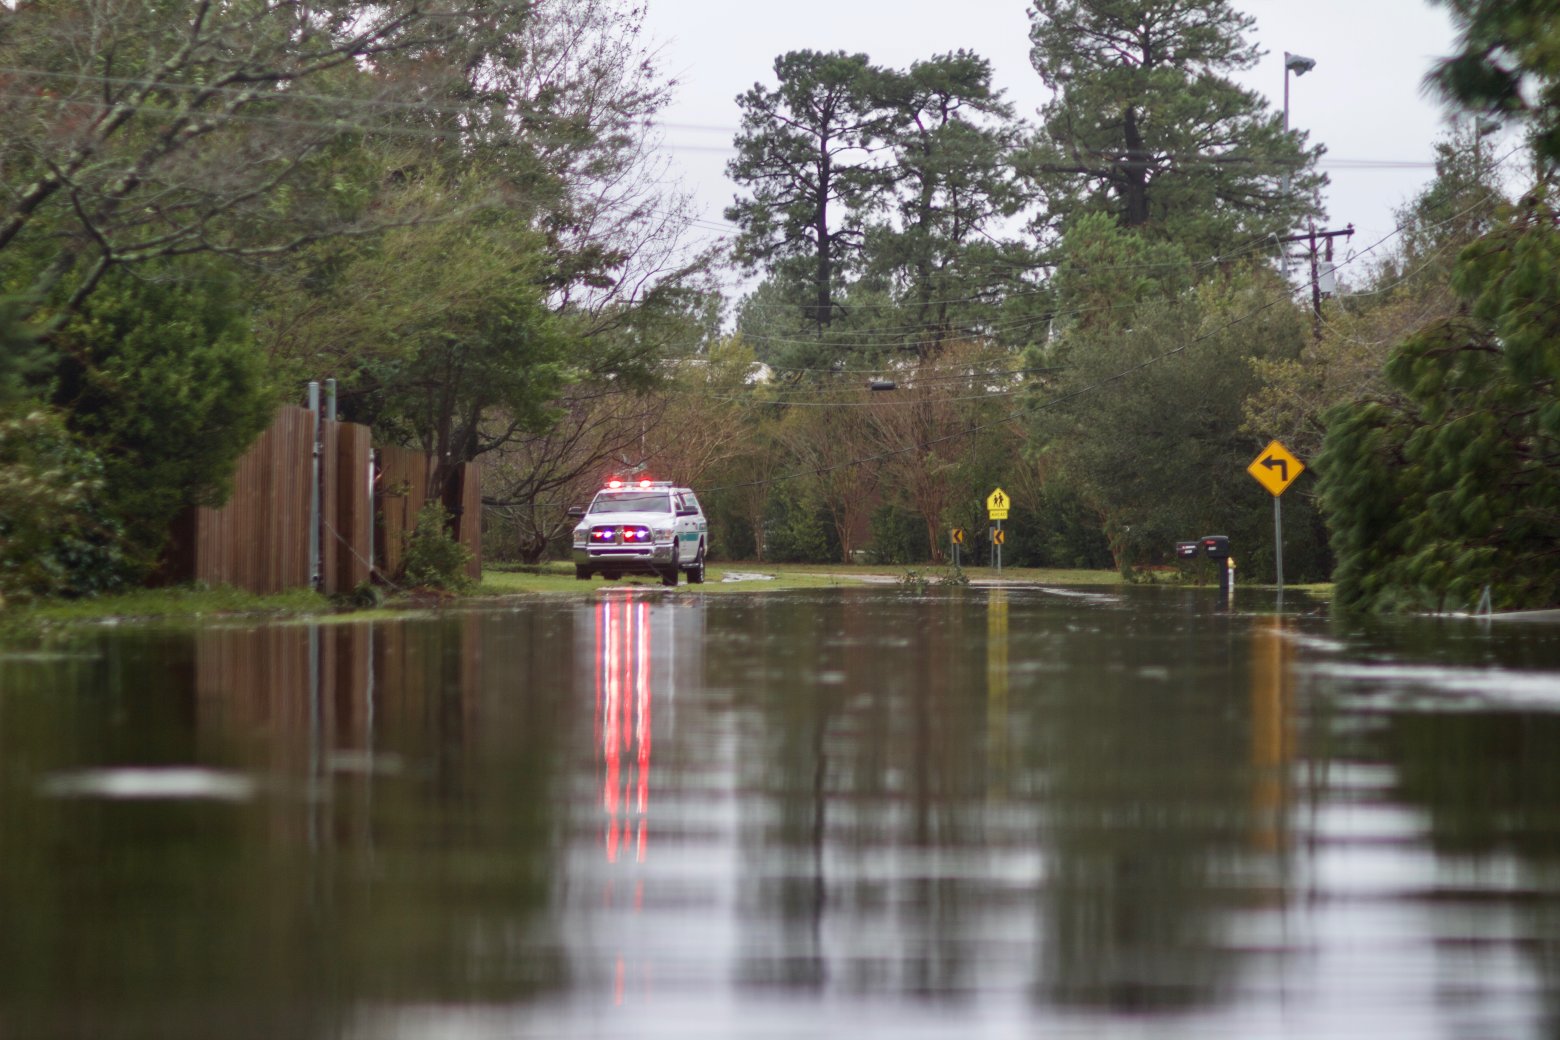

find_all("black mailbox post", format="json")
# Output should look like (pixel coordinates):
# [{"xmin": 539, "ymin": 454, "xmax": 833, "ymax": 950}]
[{"xmin": 1201, "ymin": 534, "xmax": 1231, "ymax": 604}]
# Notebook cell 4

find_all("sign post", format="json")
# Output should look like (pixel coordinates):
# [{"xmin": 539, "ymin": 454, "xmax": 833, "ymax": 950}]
[
  {"xmin": 986, "ymin": 488, "xmax": 1009, "ymax": 576},
  {"xmin": 1246, "ymin": 440, "xmax": 1305, "ymax": 598}
]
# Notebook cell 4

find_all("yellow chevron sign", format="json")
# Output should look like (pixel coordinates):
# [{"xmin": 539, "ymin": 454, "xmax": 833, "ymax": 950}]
[{"xmin": 1247, "ymin": 440, "xmax": 1304, "ymax": 497}]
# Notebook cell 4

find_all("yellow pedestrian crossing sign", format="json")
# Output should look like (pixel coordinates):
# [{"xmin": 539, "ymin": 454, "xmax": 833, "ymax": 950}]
[
  {"xmin": 986, "ymin": 488, "xmax": 1010, "ymax": 520},
  {"xmin": 1247, "ymin": 440, "xmax": 1305, "ymax": 497}
]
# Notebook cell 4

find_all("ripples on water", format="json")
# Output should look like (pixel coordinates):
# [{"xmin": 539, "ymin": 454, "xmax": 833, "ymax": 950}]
[{"xmin": 0, "ymin": 587, "xmax": 1558, "ymax": 1038}]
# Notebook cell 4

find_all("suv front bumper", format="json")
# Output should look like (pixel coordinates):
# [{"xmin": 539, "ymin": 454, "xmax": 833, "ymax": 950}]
[{"xmin": 573, "ymin": 545, "xmax": 676, "ymax": 568}]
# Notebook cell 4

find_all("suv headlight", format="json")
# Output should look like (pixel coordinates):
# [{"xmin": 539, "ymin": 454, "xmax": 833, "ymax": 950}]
[
  {"xmin": 652, "ymin": 526, "xmax": 675, "ymax": 544},
  {"xmin": 572, "ymin": 526, "xmax": 587, "ymax": 546}
]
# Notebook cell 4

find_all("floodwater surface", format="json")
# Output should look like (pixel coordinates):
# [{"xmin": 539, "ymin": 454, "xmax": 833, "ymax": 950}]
[{"xmin": 2, "ymin": 585, "xmax": 1560, "ymax": 1039}]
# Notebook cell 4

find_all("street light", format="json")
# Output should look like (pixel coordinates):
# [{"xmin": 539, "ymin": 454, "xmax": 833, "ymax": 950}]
[
  {"xmin": 1281, "ymin": 52, "xmax": 1317, "ymax": 277},
  {"xmin": 1282, "ymin": 52, "xmax": 1316, "ymax": 133}
]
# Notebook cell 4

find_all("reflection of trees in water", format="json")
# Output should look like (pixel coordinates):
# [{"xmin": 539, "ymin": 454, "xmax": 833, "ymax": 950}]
[
  {"xmin": 1378, "ymin": 709, "xmax": 1560, "ymax": 1032},
  {"xmin": 0, "ymin": 613, "xmax": 578, "ymax": 1037},
  {"xmin": 1026, "ymin": 606, "xmax": 1262, "ymax": 1012},
  {"xmin": 718, "ymin": 591, "xmax": 994, "ymax": 996}
]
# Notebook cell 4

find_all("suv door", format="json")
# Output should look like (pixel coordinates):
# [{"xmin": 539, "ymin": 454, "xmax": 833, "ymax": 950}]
[{"xmin": 673, "ymin": 491, "xmax": 693, "ymax": 564}]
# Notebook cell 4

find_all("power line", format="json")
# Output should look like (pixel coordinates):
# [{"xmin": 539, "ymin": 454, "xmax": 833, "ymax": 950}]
[
  {"xmin": 0, "ymin": 65, "xmax": 1464, "ymax": 173},
  {"xmin": 698, "ymin": 160, "xmax": 1526, "ymax": 496},
  {"xmin": 723, "ymin": 154, "xmax": 1526, "ymax": 348}
]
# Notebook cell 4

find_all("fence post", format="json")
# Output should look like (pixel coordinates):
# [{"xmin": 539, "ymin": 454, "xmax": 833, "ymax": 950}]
[
  {"xmin": 368, "ymin": 449, "xmax": 377, "ymax": 584},
  {"xmin": 308, "ymin": 382, "xmax": 321, "ymax": 592}
]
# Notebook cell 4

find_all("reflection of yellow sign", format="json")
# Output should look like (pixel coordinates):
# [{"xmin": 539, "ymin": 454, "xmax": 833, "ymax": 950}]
[
  {"xmin": 951, "ymin": 528, "xmax": 966, "ymax": 544},
  {"xmin": 992, "ymin": 529, "xmax": 1005, "ymax": 546},
  {"xmin": 1247, "ymin": 440, "xmax": 1304, "ymax": 497},
  {"xmin": 987, "ymin": 589, "xmax": 1009, "ymax": 796},
  {"xmin": 1249, "ymin": 616, "xmax": 1292, "ymax": 853},
  {"xmin": 986, "ymin": 487, "xmax": 1010, "ymax": 520}
]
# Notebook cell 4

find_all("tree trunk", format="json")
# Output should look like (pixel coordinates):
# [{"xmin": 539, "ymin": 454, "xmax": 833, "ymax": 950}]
[
  {"xmin": 519, "ymin": 532, "xmax": 549, "ymax": 565},
  {"xmin": 1121, "ymin": 105, "xmax": 1150, "ymax": 227}
]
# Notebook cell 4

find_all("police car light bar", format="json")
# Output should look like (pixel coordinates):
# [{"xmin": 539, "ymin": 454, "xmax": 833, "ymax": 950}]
[{"xmin": 604, "ymin": 477, "xmax": 671, "ymax": 489}]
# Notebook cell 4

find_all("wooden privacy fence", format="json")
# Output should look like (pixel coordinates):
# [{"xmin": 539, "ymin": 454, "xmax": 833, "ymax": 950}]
[{"xmin": 165, "ymin": 406, "xmax": 482, "ymax": 595}]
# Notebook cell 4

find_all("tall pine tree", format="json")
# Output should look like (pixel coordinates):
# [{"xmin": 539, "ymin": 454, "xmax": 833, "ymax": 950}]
[
  {"xmin": 867, "ymin": 51, "xmax": 1039, "ymax": 357},
  {"xmin": 726, "ymin": 51, "xmax": 893, "ymax": 343},
  {"xmin": 1027, "ymin": 0, "xmax": 1325, "ymax": 260}
]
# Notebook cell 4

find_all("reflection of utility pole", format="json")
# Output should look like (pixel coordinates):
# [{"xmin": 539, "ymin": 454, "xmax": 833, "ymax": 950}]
[{"xmin": 1279, "ymin": 223, "xmax": 1354, "ymax": 340}]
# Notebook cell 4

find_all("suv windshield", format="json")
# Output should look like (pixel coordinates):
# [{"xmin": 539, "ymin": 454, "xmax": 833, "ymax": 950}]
[{"xmin": 589, "ymin": 491, "xmax": 673, "ymax": 514}]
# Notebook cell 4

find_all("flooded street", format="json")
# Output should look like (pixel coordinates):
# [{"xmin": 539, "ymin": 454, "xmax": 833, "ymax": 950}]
[{"xmin": 3, "ymin": 585, "xmax": 1560, "ymax": 1039}]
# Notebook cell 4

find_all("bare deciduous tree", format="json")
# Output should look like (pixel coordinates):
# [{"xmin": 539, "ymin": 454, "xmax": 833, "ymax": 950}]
[
  {"xmin": 482, "ymin": 383, "xmax": 667, "ymax": 563},
  {"xmin": 0, "ymin": 0, "xmax": 533, "ymax": 329}
]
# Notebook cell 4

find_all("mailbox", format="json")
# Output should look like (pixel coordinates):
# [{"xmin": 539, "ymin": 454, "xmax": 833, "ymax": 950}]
[
  {"xmin": 1175, "ymin": 541, "xmax": 1199, "ymax": 560},
  {"xmin": 1200, "ymin": 535, "xmax": 1230, "ymax": 559}
]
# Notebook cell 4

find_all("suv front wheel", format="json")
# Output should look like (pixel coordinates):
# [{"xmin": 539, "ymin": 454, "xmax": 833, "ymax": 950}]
[{"xmin": 685, "ymin": 545, "xmax": 705, "ymax": 584}]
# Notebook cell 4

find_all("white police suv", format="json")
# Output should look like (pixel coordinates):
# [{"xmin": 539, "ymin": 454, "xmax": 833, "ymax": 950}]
[{"xmin": 569, "ymin": 479, "xmax": 708, "ymax": 586}]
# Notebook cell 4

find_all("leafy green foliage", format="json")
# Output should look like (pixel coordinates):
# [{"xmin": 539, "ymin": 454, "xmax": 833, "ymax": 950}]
[
  {"xmin": 1030, "ymin": 236, "xmax": 1321, "ymax": 577},
  {"xmin": 403, "ymin": 502, "xmax": 475, "ymax": 592},
  {"xmin": 346, "ymin": 224, "xmax": 571, "ymax": 493},
  {"xmin": 1243, "ymin": 126, "xmax": 1510, "ymax": 464},
  {"xmin": 1318, "ymin": 197, "xmax": 1560, "ymax": 612},
  {"xmin": 1047, "ymin": 212, "xmax": 1195, "ymax": 337},
  {"xmin": 0, "ymin": 297, "xmax": 47, "ymax": 405},
  {"xmin": 256, "ymin": 0, "xmax": 710, "ymax": 505},
  {"xmin": 1429, "ymin": 0, "xmax": 1560, "ymax": 164},
  {"xmin": 868, "ymin": 504, "xmax": 929, "ymax": 565},
  {"xmin": 762, "ymin": 483, "xmax": 835, "ymax": 564},
  {"xmin": 0, "ymin": 409, "xmax": 126, "ymax": 600},
  {"xmin": 49, "ymin": 261, "xmax": 274, "ymax": 575},
  {"xmin": 1001, "ymin": 476, "xmax": 1116, "ymax": 570}
]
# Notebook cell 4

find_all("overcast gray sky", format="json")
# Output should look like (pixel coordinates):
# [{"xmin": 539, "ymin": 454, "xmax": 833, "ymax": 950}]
[{"xmin": 642, "ymin": 0, "xmax": 1494, "ymax": 290}]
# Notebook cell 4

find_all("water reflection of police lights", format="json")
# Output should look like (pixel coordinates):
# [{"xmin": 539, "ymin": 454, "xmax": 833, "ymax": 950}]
[{"xmin": 596, "ymin": 598, "xmax": 653, "ymax": 865}]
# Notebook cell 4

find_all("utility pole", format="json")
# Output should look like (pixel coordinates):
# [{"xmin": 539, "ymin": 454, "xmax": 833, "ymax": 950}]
[{"xmin": 1279, "ymin": 224, "xmax": 1354, "ymax": 340}]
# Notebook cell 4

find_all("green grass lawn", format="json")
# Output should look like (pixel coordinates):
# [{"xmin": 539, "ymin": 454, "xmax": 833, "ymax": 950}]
[
  {"xmin": 477, "ymin": 560, "xmax": 1124, "ymax": 597},
  {"xmin": 13, "ymin": 560, "xmax": 1322, "ymax": 643}
]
